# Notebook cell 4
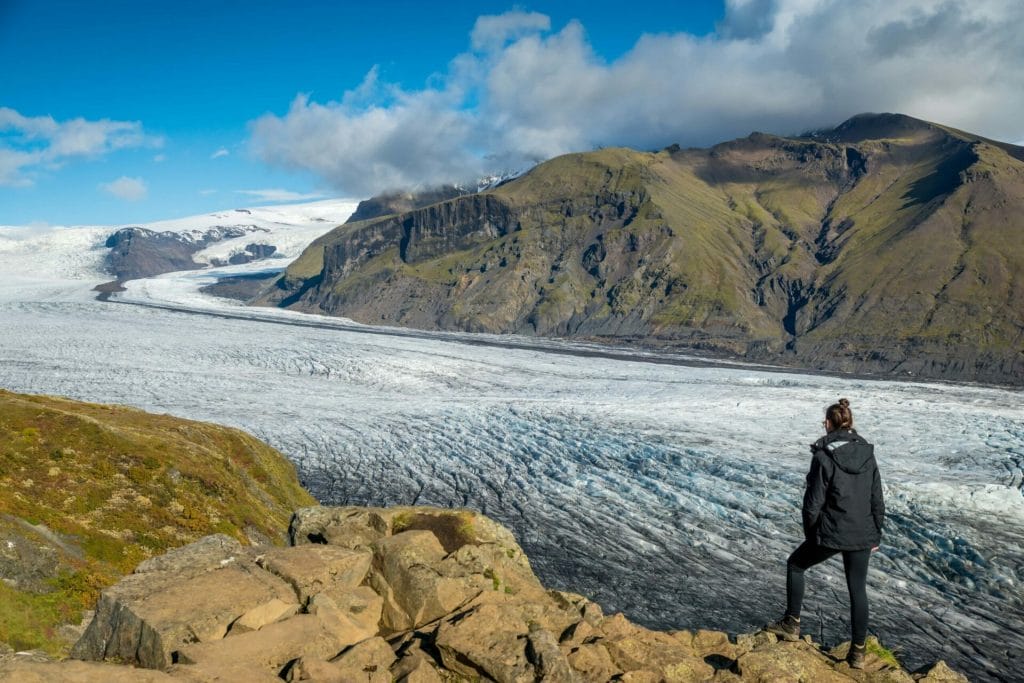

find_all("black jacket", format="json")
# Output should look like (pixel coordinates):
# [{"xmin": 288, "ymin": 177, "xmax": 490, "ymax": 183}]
[{"xmin": 802, "ymin": 429, "xmax": 884, "ymax": 550}]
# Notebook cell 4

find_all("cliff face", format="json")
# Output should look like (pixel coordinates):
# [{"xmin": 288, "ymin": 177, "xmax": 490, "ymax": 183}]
[
  {"xmin": 344, "ymin": 185, "xmax": 471, "ymax": 224},
  {"xmin": 0, "ymin": 390, "xmax": 315, "ymax": 655},
  {"xmin": 1, "ymin": 506, "xmax": 970, "ymax": 682},
  {"xmin": 259, "ymin": 114, "xmax": 1024, "ymax": 384}
]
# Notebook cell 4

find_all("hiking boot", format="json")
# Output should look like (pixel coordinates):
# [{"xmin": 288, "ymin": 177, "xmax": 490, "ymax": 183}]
[
  {"xmin": 764, "ymin": 614, "xmax": 800, "ymax": 641},
  {"xmin": 847, "ymin": 643, "xmax": 866, "ymax": 669}
]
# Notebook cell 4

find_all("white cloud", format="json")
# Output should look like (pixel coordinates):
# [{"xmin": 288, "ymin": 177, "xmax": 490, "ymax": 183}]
[
  {"xmin": 153, "ymin": 153, "xmax": 166, "ymax": 163},
  {"xmin": 198, "ymin": 188, "xmax": 218, "ymax": 196},
  {"xmin": 100, "ymin": 176, "xmax": 148, "ymax": 202},
  {"xmin": 211, "ymin": 147, "xmax": 230, "ymax": 159},
  {"xmin": 250, "ymin": 1, "xmax": 1024, "ymax": 197},
  {"xmin": 470, "ymin": 11, "xmax": 551, "ymax": 51},
  {"xmin": 235, "ymin": 188, "xmax": 325, "ymax": 202},
  {"xmin": 0, "ymin": 107, "xmax": 163, "ymax": 186}
]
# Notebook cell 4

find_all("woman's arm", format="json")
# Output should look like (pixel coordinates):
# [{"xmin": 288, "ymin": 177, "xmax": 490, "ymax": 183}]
[
  {"xmin": 871, "ymin": 465, "xmax": 885, "ymax": 535},
  {"xmin": 802, "ymin": 453, "xmax": 829, "ymax": 542}
]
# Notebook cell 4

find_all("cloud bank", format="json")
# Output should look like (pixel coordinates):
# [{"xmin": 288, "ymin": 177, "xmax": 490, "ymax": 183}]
[
  {"xmin": 0, "ymin": 107, "xmax": 162, "ymax": 186},
  {"xmin": 251, "ymin": 0, "xmax": 1024, "ymax": 197},
  {"xmin": 100, "ymin": 176, "xmax": 148, "ymax": 201}
]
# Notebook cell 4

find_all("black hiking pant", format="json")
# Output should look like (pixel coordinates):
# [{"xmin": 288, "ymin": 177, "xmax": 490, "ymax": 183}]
[{"xmin": 786, "ymin": 541, "xmax": 871, "ymax": 645}]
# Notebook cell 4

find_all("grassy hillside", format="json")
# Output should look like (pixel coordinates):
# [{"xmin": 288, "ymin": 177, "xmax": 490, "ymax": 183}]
[
  {"xmin": 261, "ymin": 114, "xmax": 1024, "ymax": 383},
  {"xmin": 0, "ymin": 389, "xmax": 315, "ymax": 653}
]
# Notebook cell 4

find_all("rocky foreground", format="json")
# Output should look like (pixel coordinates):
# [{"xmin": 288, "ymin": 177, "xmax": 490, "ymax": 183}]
[{"xmin": 0, "ymin": 505, "xmax": 967, "ymax": 682}]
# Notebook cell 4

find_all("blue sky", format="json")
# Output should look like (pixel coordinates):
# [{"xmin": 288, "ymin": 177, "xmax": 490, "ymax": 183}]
[{"xmin": 2, "ymin": 0, "xmax": 1022, "ymax": 226}]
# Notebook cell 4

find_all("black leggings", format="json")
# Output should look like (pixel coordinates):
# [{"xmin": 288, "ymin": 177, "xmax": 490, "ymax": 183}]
[{"xmin": 786, "ymin": 541, "xmax": 871, "ymax": 645}]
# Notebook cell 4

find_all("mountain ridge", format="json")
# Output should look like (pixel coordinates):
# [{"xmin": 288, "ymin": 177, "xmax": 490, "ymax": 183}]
[{"xmin": 255, "ymin": 113, "xmax": 1024, "ymax": 384}]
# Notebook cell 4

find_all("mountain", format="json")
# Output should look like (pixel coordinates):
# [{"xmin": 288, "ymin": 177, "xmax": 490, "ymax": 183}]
[
  {"xmin": 103, "ymin": 200, "xmax": 358, "ymax": 281},
  {"xmin": 256, "ymin": 113, "xmax": 1024, "ymax": 384},
  {"xmin": 0, "ymin": 199, "xmax": 358, "ymax": 285},
  {"xmin": 0, "ymin": 389, "xmax": 315, "ymax": 654}
]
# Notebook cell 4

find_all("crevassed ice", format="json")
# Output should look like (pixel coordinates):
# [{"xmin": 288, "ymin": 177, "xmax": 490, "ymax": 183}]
[{"xmin": 0, "ymin": 224, "xmax": 1021, "ymax": 682}]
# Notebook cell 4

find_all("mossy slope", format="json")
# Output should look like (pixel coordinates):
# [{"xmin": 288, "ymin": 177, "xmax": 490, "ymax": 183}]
[
  {"xmin": 0, "ymin": 389, "xmax": 315, "ymax": 653},
  {"xmin": 263, "ymin": 113, "xmax": 1024, "ymax": 383}
]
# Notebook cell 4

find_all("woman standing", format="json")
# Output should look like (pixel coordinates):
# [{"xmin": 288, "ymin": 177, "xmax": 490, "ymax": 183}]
[{"xmin": 766, "ymin": 398, "xmax": 885, "ymax": 669}]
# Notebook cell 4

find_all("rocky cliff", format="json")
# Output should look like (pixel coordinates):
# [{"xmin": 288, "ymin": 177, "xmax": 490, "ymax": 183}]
[
  {"xmin": 0, "ymin": 390, "xmax": 315, "ymax": 655},
  {"xmin": 0, "ymin": 505, "xmax": 970, "ymax": 682},
  {"xmin": 258, "ymin": 113, "xmax": 1024, "ymax": 384}
]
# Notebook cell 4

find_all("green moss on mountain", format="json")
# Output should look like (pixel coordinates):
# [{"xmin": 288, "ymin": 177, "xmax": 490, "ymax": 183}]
[
  {"xmin": 0, "ymin": 389, "xmax": 315, "ymax": 653},
  {"xmin": 262, "ymin": 113, "xmax": 1024, "ymax": 383}
]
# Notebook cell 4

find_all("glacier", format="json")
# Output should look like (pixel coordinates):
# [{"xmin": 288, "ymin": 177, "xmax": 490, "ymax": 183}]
[{"xmin": 0, "ymin": 209, "xmax": 1021, "ymax": 680}]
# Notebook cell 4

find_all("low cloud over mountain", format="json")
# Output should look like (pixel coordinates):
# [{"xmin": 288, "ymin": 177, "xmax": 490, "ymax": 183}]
[{"xmin": 250, "ymin": 0, "xmax": 1024, "ymax": 197}]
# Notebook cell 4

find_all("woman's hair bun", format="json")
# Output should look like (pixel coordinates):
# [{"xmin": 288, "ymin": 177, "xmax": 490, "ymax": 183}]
[{"xmin": 838, "ymin": 398, "xmax": 850, "ymax": 408}]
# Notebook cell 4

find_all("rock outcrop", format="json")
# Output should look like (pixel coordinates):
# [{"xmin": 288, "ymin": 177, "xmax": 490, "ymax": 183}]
[
  {"xmin": 104, "ymin": 225, "xmax": 273, "ymax": 280},
  {"xmin": 0, "ymin": 389, "xmax": 315, "ymax": 655},
  {"xmin": 0, "ymin": 505, "xmax": 971, "ymax": 682}
]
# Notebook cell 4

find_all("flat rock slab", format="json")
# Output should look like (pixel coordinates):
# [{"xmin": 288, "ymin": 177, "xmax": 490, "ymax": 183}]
[
  {"xmin": 0, "ymin": 659, "xmax": 177, "ymax": 682},
  {"xmin": 258, "ymin": 544, "xmax": 372, "ymax": 604},
  {"xmin": 175, "ymin": 613, "xmax": 354, "ymax": 673},
  {"xmin": 288, "ymin": 636, "xmax": 396, "ymax": 682}
]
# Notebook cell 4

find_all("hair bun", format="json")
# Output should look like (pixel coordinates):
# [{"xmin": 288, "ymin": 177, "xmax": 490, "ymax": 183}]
[{"xmin": 838, "ymin": 398, "xmax": 850, "ymax": 408}]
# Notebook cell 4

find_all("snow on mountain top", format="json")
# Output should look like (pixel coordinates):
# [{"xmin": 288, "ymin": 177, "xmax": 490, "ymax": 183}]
[
  {"xmin": 137, "ymin": 198, "xmax": 358, "ymax": 234},
  {"xmin": 0, "ymin": 198, "xmax": 359, "ymax": 281}
]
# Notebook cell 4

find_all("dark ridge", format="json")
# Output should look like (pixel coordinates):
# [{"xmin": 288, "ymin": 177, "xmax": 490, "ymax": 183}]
[{"xmin": 346, "ymin": 186, "xmax": 470, "ymax": 224}]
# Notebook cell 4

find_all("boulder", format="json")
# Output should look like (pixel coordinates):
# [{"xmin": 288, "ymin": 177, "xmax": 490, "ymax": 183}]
[
  {"xmin": 566, "ymin": 643, "xmax": 621, "ymax": 682},
  {"xmin": 549, "ymin": 590, "xmax": 605, "ymax": 626},
  {"xmin": 72, "ymin": 546, "xmax": 296, "ymax": 669},
  {"xmin": 287, "ymin": 636, "xmax": 396, "ymax": 682},
  {"xmin": 435, "ymin": 598, "xmax": 581, "ymax": 683},
  {"xmin": 228, "ymin": 597, "xmax": 299, "ymax": 634},
  {"xmin": 306, "ymin": 588, "xmax": 383, "ymax": 644},
  {"xmin": 735, "ymin": 631, "xmax": 779, "ymax": 659},
  {"xmin": 390, "ymin": 636, "xmax": 446, "ymax": 683},
  {"xmin": 174, "ymin": 612, "xmax": 365, "ymax": 674},
  {"xmin": 914, "ymin": 660, "xmax": 970, "ymax": 682},
  {"xmin": 371, "ymin": 530, "xmax": 480, "ymax": 629},
  {"xmin": 526, "ymin": 624, "xmax": 578, "ymax": 682},
  {"xmin": 289, "ymin": 506, "xmax": 390, "ymax": 549},
  {"xmin": 133, "ymin": 534, "xmax": 243, "ymax": 576},
  {"xmin": 734, "ymin": 639, "xmax": 852, "ymax": 682},
  {"xmin": 435, "ymin": 601, "xmax": 535, "ymax": 682},
  {"xmin": 600, "ymin": 630, "xmax": 713, "ymax": 682},
  {"xmin": 258, "ymin": 544, "xmax": 372, "ymax": 604},
  {"xmin": 391, "ymin": 651, "xmax": 444, "ymax": 683},
  {"xmin": 693, "ymin": 629, "xmax": 737, "ymax": 659},
  {"xmin": 292, "ymin": 505, "xmax": 528, "ymax": 555}
]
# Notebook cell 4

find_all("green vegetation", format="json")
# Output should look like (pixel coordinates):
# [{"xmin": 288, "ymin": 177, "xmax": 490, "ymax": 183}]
[
  {"xmin": 866, "ymin": 636, "xmax": 901, "ymax": 669},
  {"xmin": 0, "ymin": 389, "xmax": 315, "ymax": 653},
  {"xmin": 271, "ymin": 113, "xmax": 1024, "ymax": 383}
]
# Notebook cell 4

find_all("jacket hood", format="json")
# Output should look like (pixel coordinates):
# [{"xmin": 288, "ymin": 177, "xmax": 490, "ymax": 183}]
[{"xmin": 812, "ymin": 430, "xmax": 875, "ymax": 474}]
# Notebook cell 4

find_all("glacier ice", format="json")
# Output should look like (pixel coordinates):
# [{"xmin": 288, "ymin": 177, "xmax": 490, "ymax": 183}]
[{"xmin": 0, "ymin": 223, "xmax": 1021, "ymax": 680}]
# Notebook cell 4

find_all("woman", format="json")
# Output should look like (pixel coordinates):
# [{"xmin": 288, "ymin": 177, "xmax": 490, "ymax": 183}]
[{"xmin": 765, "ymin": 398, "xmax": 885, "ymax": 669}]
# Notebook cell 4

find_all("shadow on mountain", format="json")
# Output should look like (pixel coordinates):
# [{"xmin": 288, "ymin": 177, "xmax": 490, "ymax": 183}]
[{"xmin": 901, "ymin": 144, "xmax": 977, "ymax": 208}]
